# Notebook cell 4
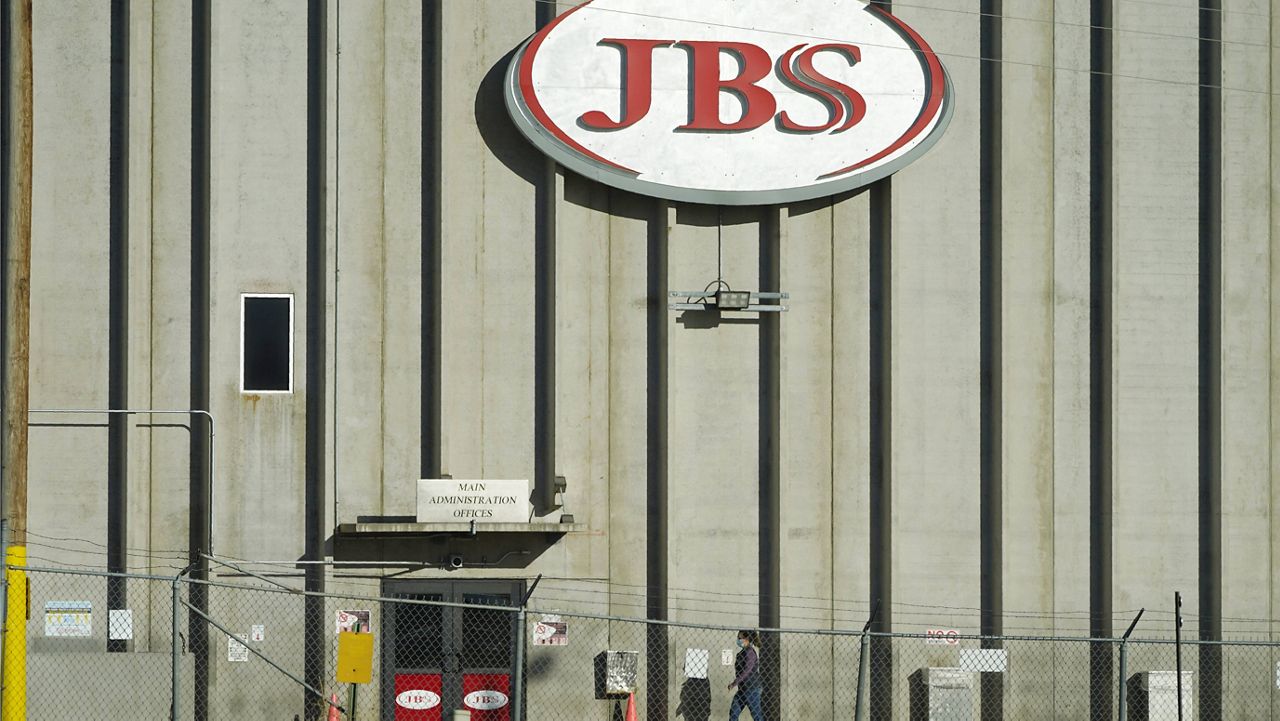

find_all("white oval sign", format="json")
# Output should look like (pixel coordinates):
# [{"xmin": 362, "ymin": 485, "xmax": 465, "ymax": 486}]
[
  {"xmin": 506, "ymin": 0, "xmax": 952, "ymax": 205},
  {"xmin": 395, "ymin": 690, "xmax": 441, "ymax": 710},
  {"xmin": 465, "ymin": 690, "xmax": 510, "ymax": 711}
]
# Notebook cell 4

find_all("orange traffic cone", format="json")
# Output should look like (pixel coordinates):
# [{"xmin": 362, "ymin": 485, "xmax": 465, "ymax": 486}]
[
  {"xmin": 327, "ymin": 693, "xmax": 341, "ymax": 721},
  {"xmin": 625, "ymin": 692, "xmax": 638, "ymax": 721}
]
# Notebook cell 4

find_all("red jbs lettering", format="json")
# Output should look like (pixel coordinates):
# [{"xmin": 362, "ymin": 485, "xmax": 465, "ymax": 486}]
[{"xmin": 578, "ymin": 39, "xmax": 867, "ymax": 134}]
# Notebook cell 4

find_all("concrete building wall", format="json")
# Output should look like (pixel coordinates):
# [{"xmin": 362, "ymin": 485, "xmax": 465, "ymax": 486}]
[{"xmin": 9, "ymin": 0, "xmax": 1280, "ymax": 718}]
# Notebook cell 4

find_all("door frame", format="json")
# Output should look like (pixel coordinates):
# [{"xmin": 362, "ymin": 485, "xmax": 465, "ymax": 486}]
[{"xmin": 380, "ymin": 579, "xmax": 525, "ymax": 720}]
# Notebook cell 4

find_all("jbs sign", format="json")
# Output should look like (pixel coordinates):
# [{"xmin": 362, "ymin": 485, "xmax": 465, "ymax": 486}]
[
  {"xmin": 506, "ymin": 0, "xmax": 952, "ymax": 205},
  {"xmin": 578, "ymin": 40, "xmax": 867, "ymax": 134}
]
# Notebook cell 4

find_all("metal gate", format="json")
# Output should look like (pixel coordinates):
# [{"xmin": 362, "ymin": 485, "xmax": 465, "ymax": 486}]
[{"xmin": 380, "ymin": 580, "xmax": 524, "ymax": 721}]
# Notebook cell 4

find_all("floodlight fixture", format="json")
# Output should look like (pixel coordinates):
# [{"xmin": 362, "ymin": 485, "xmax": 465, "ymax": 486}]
[{"xmin": 668, "ymin": 287, "xmax": 790, "ymax": 314}]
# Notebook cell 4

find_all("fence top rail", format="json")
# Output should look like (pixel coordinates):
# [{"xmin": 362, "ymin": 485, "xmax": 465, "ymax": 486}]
[
  {"xmin": 858, "ymin": 630, "xmax": 1280, "ymax": 647},
  {"xmin": 531, "ymin": 606, "xmax": 882, "ymax": 637},
  {"xmin": 189, "ymin": 575, "xmax": 529, "ymax": 614},
  {"xmin": 16, "ymin": 564, "xmax": 181, "ymax": 583}
]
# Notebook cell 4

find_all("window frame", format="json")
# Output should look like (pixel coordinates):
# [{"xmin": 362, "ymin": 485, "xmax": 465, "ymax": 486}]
[{"xmin": 239, "ymin": 292, "xmax": 295, "ymax": 394}]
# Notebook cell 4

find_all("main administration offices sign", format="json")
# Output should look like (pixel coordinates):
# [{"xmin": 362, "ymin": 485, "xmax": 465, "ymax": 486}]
[{"xmin": 506, "ymin": 0, "xmax": 953, "ymax": 205}]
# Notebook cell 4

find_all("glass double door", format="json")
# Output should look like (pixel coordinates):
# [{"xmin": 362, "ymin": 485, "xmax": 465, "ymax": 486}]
[{"xmin": 381, "ymin": 580, "xmax": 524, "ymax": 721}]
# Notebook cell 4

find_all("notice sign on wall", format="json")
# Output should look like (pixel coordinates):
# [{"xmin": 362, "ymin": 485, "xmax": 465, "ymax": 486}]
[
  {"xmin": 228, "ymin": 634, "xmax": 250, "ymax": 663},
  {"xmin": 417, "ymin": 479, "xmax": 531, "ymax": 523},
  {"xmin": 336, "ymin": 610, "xmax": 372, "ymax": 636},
  {"xmin": 44, "ymin": 601, "xmax": 92, "ymax": 637},
  {"xmin": 532, "ymin": 614, "xmax": 567, "ymax": 646}
]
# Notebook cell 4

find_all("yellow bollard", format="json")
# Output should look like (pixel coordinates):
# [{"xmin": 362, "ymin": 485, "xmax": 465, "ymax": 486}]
[{"xmin": 2, "ymin": 546, "xmax": 27, "ymax": 721}]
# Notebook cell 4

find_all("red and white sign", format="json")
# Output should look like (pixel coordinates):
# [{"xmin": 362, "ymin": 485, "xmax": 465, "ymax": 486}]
[
  {"xmin": 462, "ymin": 674, "xmax": 511, "ymax": 721},
  {"xmin": 506, "ymin": 0, "xmax": 952, "ymax": 205},
  {"xmin": 394, "ymin": 674, "xmax": 443, "ymax": 721},
  {"xmin": 925, "ymin": 629, "xmax": 960, "ymax": 646},
  {"xmin": 532, "ymin": 614, "xmax": 568, "ymax": 646}
]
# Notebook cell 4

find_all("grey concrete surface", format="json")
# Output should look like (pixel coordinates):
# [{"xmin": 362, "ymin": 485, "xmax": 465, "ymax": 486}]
[
  {"xmin": 12, "ymin": 0, "xmax": 1280, "ymax": 718},
  {"xmin": 1110, "ymin": 0, "xmax": 1201, "ymax": 623}
]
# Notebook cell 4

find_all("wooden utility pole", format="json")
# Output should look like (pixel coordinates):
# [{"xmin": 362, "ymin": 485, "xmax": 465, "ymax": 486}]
[
  {"xmin": 2, "ymin": 0, "xmax": 33, "ymax": 718},
  {"xmin": 2, "ymin": 0, "xmax": 31, "ymax": 548}
]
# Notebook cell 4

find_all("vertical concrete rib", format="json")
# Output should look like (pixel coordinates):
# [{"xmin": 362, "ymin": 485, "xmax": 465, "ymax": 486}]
[
  {"xmin": 979, "ymin": 0, "xmax": 1003, "ymax": 716},
  {"xmin": 863, "ymin": 9, "xmax": 894, "ymax": 717},
  {"xmin": 867, "ymin": 174, "xmax": 892, "ymax": 719},
  {"xmin": 189, "ymin": 1, "xmax": 212, "ymax": 718},
  {"xmin": 1197, "ymin": 0, "xmax": 1223, "ymax": 716},
  {"xmin": 421, "ymin": 1, "xmax": 441, "ymax": 479},
  {"xmin": 107, "ymin": 0, "xmax": 130, "ymax": 654},
  {"xmin": 304, "ymin": 1, "xmax": 328, "ymax": 718},
  {"xmin": 867, "ymin": 10, "xmax": 894, "ymax": 721},
  {"xmin": 534, "ymin": 2, "xmax": 558, "ymax": 514},
  {"xmin": 759, "ymin": 207, "xmax": 782, "ymax": 721},
  {"xmin": 645, "ymin": 199, "xmax": 669, "ymax": 721},
  {"xmin": 1089, "ymin": 0, "xmax": 1114, "ymax": 716}
]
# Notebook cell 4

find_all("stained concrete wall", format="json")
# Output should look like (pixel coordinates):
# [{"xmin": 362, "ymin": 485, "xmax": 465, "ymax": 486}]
[{"xmin": 12, "ymin": 0, "xmax": 1280, "ymax": 719}]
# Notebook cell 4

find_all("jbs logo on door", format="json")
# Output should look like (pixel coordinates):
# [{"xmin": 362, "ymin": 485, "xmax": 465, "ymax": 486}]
[{"xmin": 506, "ymin": 0, "xmax": 952, "ymax": 205}]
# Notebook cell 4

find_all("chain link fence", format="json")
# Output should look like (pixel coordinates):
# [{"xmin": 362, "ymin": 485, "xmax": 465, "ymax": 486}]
[{"xmin": 9, "ymin": 566, "xmax": 1280, "ymax": 720}]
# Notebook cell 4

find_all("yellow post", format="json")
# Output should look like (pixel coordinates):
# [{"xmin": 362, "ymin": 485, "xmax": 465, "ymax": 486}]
[{"xmin": 2, "ymin": 546, "xmax": 27, "ymax": 720}]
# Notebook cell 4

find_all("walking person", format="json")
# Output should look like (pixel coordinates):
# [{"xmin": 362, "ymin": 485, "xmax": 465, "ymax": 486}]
[{"xmin": 727, "ymin": 629, "xmax": 764, "ymax": 721}]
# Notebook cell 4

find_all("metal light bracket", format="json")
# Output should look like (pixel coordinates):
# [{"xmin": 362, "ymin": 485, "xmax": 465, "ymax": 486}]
[{"xmin": 668, "ymin": 290, "xmax": 790, "ymax": 313}]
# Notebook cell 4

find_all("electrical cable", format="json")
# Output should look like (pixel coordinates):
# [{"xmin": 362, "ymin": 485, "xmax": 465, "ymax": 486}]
[{"xmin": 495, "ymin": 0, "xmax": 1280, "ymax": 97}]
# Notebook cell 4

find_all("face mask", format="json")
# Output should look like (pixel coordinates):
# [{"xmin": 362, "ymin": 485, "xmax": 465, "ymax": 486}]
[{"xmin": 736, "ymin": 639, "xmax": 746, "ymax": 648}]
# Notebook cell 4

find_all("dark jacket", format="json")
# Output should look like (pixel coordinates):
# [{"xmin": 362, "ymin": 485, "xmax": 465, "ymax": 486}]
[{"xmin": 733, "ymin": 645, "xmax": 760, "ymax": 690}]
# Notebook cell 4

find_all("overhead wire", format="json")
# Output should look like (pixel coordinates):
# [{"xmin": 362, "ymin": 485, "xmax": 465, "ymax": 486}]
[
  {"xmin": 504, "ymin": 0, "xmax": 1280, "ymax": 97},
  {"xmin": 205, "ymin": 554, "xmax": 1279, "ymax": 623},
  {"xmin": 15, "ymin": 548, "xmax": 1276, "ymax": 632},
  {"xmin": 15, "ymin": 535, "xmax": 1280, "ymax": 626}
]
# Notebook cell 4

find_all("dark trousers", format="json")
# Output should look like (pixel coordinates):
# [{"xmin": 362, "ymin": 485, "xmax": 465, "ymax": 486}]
[{"xmin": 729, "ymin": 686, "xmax": 763, "ymax": 721}]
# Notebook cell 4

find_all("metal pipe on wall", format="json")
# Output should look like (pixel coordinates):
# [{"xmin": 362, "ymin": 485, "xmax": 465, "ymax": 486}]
[{"xmin": 26, "ymin": 408, "xmax": 217, "ymax": 552}]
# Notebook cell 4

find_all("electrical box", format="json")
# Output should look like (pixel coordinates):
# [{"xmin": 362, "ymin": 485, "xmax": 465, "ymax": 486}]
[
  {"xmin": 1127, "ymin": 671, "xmax": 1192, "ymax": 721},
  {"xmin": 595, "ymin": 650, "xmax": 639, "ymax": 697},
  {"xmin": 909, "ymin": 667, "xmax": 976, "ymax": 721}
]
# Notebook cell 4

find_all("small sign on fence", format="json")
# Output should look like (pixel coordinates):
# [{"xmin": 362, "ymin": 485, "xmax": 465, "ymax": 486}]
[
  {"xmin": 44, "ymin": 601, "xmax": 92, "ymax": 637},
  {"xmin": 336, "ymin": 609, "xmax": 371, "ymax": 635},
  {"xmin": 925, "ymin": 629, "xmax": 960, "ymax": 646},
  {"xmin": 337, "ymin": 631, "xmax": 374, "ymax": 684},
  {"xmin": 108, "ymin": 609, "xmax": 133, "ymax": 641},
  {"xmin": 228, "ymin": 634, "xmax": 250, "ymax": 662},
  {"xmin": 684, "ymin": 649, "xmax": 710, "ymax": 679},
  {"xmin": 532, "ymin": 614, "xmax": 567, "ymax": 646}
]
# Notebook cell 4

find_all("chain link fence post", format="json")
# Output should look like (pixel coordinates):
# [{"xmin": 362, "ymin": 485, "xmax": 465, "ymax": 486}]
[
  {"xmin": 853, "ymin": 630, "xmax": 870, "ymax": 721},
  {"xmin": 171, "ymin": 565, "xmax": 190, "ymax": 721},
  {"xmin": 1118, "ymin": 637, "xmax": 1129, "ymax": 721},
  {"xmin": 512, "ymin": 606, "xmax": 526, "ymax": 721},
  {"xmin": 1118, "ymin": 608, "xmax": 1145, "ymax": 721}
]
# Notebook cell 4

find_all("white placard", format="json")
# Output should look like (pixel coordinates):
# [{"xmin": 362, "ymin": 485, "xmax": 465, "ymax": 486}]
[
  {"xmin": 44, "ymin": 601, "xmax": 92, "ymax": 637},
  {"xmin": 685, "ymin": 649, "xmax": 710, "ymax": 679},
  {"xmin": 532, "ymin": 615, "xmax": 567, "ymax": 646},
  {"xmin": 228, "ymin": 634, "xmax": 249, "ymax": 662},
  {"xmin": 959, "ymin": 649, "xmax": 1008, "ymax": 673},
  {"xmin": 250, "ymin": 625, "xmax": 265, "ymax": 642},
  {"xmin": 417, "ymin": 479, "xmax": 531, "ymax": 523},
  {"xmin": 925, "ymin": 629, "xmax": 960, "ymax": 646},
  {"xmin": 335, "ymin": 609, "xmax": 371, "ymax": 635},
  {"xmin": 722, "ymin": 650, "xmax": 734, "ymax": 666},
  {"xmin": 108, "ymin": 609, "xmax": 133, "ymax": 641}
]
